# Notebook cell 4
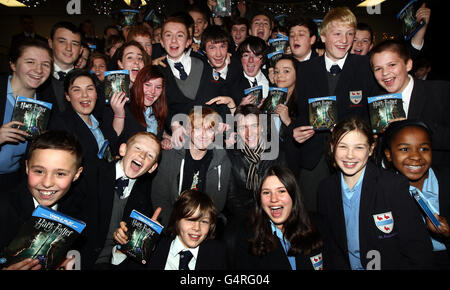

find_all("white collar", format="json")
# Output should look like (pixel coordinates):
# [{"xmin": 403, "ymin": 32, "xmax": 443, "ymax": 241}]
[
  {"xmin": 324, "ymin": 52, "xmax": 348, "ymax": 72},
  {"xmin": 53, "ymin": 63, "xmax": 74, "ymax": 79},
  {"xmin": 33, "ymin": 197, "xmax": 58, "ymax": 211},
  {"xmin": 170, "ymin": 235, "xmax": 200, "ymax": 260}
]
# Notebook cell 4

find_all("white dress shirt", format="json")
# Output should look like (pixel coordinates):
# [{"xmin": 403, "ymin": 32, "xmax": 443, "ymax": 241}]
[
  {"xmin": 165, "ymin": 236, "xmax": 200, "ymax": 270},
  {"xmin": 324, "ymin": 52, "xmax": 348, "ymax": 73},
  {"xmin": 243, "ymin": 70, "xmax": 269, "ymax": 99},
  {"xmin": 400, "ymin": 74, "xmax": 414, "ymax": 118},
  {"xmin": 166, "ymin": 52, "xmax": 192, "ymax": 80}
]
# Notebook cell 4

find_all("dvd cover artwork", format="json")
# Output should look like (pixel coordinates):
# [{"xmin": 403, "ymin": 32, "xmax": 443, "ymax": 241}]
[
  {"xmin": 0, "ymin": 206, "xmax": 85, "ymax": 270},
  {"xmin": 118, "ymin": 210, "xmax": 163, "ymax": 265},
  {"xmin": 120, "ymin": 9, "xmax": 139, "ymax": 27},
  {"xmin": 308, "ymin": 96, "xmax": 337, "ymax": 130},
  {"xmin": 104, "ymin": 70, "xmax": 130, "ymax": 104},
  {"xmin": 261, "ymin": 87, "xmax": 288, "ymax": 113},
  {"xmin": 368, "ymin": 94, "xmax": 405, "ymax": 133},
  {"xmin": 212, "ymin": 0, "xmax": 231, "ymax": 17},
  {"xmin": 269, "ymin": 34, "xmax": 289, "ymax": 53},
  {"xmin": 244, "ymin": 85, "xmax": 264, "ymax": 106},
  {"xmin": 11, "ymin": 96, "xmax": 52, "ymax": 139},
  {"xmin": 397, "ymin": 0, "xmax": 426, "ymax": 40}
]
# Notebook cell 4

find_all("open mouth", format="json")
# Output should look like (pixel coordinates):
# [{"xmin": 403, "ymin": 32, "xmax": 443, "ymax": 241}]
[
  {"xmin": 270, "ymin": 206, "xmax": 283, "ymax": 218},
  {"xmin": 352, "ymin": 49, "xmax": 363, "ymax": 55},
  {"xmin": 131, "ymin": 160, "xmax": 143, "ymax": 171},
  {"xmin": 80, "ymin": 100, "xmax": 91, "ymax": 108}
]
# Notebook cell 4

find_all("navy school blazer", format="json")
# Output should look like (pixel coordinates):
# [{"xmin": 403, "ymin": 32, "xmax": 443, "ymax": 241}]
[
  {"xmin": 317, "ymin": 162, "xmax": 433, "ymax": 270},
  {"xmin": 294, "ymin": 54, "xmax": 383, "ymax": 170}
]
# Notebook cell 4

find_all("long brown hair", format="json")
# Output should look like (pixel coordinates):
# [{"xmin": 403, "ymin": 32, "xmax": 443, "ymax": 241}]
[
  {"xmin": 249, "ymin": 166, "xmax": 322, "ymax": 256},
  {"xmin": 130, "ymin": 65, "xmax": 167, "ymax": 132}
]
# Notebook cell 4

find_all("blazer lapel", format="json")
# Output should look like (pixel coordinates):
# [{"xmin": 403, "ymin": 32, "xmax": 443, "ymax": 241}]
[
  {"xmin": 329, "ymin": 174, "xmax": 349, "ymax": 254},
  {"xmin": 407, "ymin": 79, "xmax": 426, "ymax": 118}
]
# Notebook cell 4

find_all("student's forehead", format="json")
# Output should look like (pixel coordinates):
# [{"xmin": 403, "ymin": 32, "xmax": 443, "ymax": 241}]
[
  {"xmin": 130, "ymin": 136, "xmax": 160, "ymax": 150},
  {"xmin": 252, "ymin": 15, "xmax": 270, "ymax": 23},
  {"xmin": 328, "ymin": 21, "xmax": 355, "ymax": 32},
  {"xmin": 290, "ymin": 25, "xmax": 310, "ymax": 33},
  {"xmin": 29, "ymin": 149, "xmax": 77, "ymax": 167},
  {"xmin": 232, "ymin": 24, "xmax": 247, "ymax": 30},
  {"xmin": 163, "ymin": 22, "xmax": 188, "ymax": 34},
  {"xmin": 124, "ymin": 45, "xmax": 143, "ymax": 55}
]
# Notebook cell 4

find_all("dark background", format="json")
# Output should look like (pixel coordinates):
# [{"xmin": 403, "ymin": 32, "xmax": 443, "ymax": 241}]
[{"xmin": 0, "ymin": 0, "xmax": 447, "ymax": 79}]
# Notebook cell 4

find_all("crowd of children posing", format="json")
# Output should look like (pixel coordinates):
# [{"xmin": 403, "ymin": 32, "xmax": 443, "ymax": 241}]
[{"xmin": 0, "ymin": 4, "xmax": 449, "ymax": 270}]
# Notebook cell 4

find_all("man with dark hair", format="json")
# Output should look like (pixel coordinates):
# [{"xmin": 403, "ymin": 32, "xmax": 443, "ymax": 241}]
[
  {"xmin": 229, "ymin": 36, "xmax": 269, "ymax": 105},
  {"xmin": 287, "ymin": 16, "xmax": 319, "ymax": 62},
  {"xmin": 350, "ymin": 22, "xmax": 374, "ymax": 56},
  {"xmin": 249, "ymin": 12, "xmax": 273, "ymax": 43},
  {"xmin": 38, "ymin": 21, "xmax": 82, "ymax": 115},
  {"xmin": 200, "ymin": 25, "xmax": 242, "ymax": 84}
]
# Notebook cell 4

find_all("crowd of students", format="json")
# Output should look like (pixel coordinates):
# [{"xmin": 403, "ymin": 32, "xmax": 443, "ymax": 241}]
[{"xmin": 0, "ymin": 1, "xmax": 449, "ymax": 271}]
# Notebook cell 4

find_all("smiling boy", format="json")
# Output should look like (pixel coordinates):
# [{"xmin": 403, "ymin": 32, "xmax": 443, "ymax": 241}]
[
  {"xmin": 0, "ymin": 130, "xmax": 83, "ymax": 270},
  {"xmin": 291, "ymin": 7, "xmax": 382, "ymax": 213},
  {"xmin": 77, "ymin": 131, "xmax": 161, "ymax": 269},
  {"xmin": 370, "ymin": 39, "xmax": 450, "ymax": 166},
  {"xmin": 159, "ymin": 17, "xmax": 229, "ymax": 146}
]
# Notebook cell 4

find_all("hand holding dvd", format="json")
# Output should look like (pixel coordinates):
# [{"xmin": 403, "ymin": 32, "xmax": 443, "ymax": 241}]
[
  {"xmin": 2, "ymin": 257, "xmax": 42, "ymax": 271},
  {"xmin": 0, "ymin": 121, "xmax": 28, "ymax": 144},
  {"xmin": 425, "ymin": 214, "xmax": 450, "ymax": 238}
]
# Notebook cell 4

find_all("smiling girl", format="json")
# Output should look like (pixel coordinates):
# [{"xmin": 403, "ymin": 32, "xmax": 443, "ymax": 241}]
[
  {"xmin": 0, "ymin": 39, "xmax": 52, "ymax": 191},
  {"xmin": 108, "ymin": 65, "xmax": 169, "ymax": 149},
  {"xmin": 235, "ymin": 165, "xmax": 323, "ymax": 270},
  {"xmin": 49, "ymin": 69, "xmax": 117, "ymax": 166},
  {"xmin": 383, "ymin": 119, "xmax": 450, "ymax": 269},
  {"xmin": 317, "ymin": 116, "xmax": 433, "ymax": 269}
]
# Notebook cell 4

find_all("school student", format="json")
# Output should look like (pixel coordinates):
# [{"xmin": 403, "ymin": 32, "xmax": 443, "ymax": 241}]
[
  {"xmin": 370, "ymin": 39, "xmax": 450, "ymax": 167},
  {"xmin": 287, "ymin": 16, "xmax": 319, "ymax": 62},
  {"xmin": 158, "ymin": 16, "xmax": 229, "ymax": 145},
  {"xmin": 229, "ymin": 36, "xmax": 269, "ymax": 106},
  {"xmin": 291, "ymin": 7, "xmax": 382, "ymax": 212},
  {"xmin": 383, "ymin": 119, "xmax": 450, "ymax": 269},
  {"xmin": 235, "ymin": 165, "xmax": 324, "ymax": 270},
  {"xmin": 151, "ymin": 107, "xmax": 231, "ymax": 228},
  {"xmin": 0, "ymin": 39, "xmax": 53, "ymax": 192},
  {"xmin": 107, "ymin": 65, "xmax": 169, "ymax": 149},
  {"xmin": 114, "ymin": 189, "xmax": 227, "ymax": 270},
  {"xmin": 317, "ymin": 117, "xmax": 433, "ymax": 269},
  {"xmin": 48, "ymin": 69, "xmax": 117, "ymax": 165},
  {"xmin": 200, "ymin": 25, "xmax": 242, "ymax": 85},
  {"xmin": 38, "ymin": 21, "xmax": 82, "ymax": 115},
  {"xmin": 76, "ymin": 131, "xmax": 161, "ymax": 269},
  {"xmin": 0, "ymin": 131, "xmax": 84, "ymax": 270}
]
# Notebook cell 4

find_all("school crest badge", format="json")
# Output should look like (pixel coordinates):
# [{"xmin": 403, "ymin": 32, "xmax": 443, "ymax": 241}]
[
  {"xmin": 350, "ymin": 90, "xmax": 362, "ymax": 105},
  {"xmin": 309, "ymin": 253, "xmax": 323, "ymax": 270},
  {"xmin": 373, "ymin": 211, "xmax": 394, "ymax": 234}
]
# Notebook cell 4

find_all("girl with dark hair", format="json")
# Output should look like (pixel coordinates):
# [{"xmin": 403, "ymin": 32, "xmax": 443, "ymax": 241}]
[
  {"xmin": 383, "ymin": 119, "xmax": 450, "ymax": 269},
  {"xmin": 48, "ymin": 69, "xmax": 117, "ymax": 166},
  {"xmin": 0, "ymin": 39, "xmax": 53, "ymax": 191},
  {"xmin": 235, "ymin": 165, "xmax": 323, "ymax": 270},
  {"xmin": 317, "ymin": 116, "xmax": 433, "ymax": 269}
]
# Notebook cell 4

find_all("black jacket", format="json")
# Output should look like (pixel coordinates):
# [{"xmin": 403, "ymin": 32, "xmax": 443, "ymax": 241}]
[
  {"xmin": 295, "ymin": 54, "xmax": 383, "ymax": 170},
  {"xmin": 317, "ymin": 162, "xmax": 433, "ymax": 270},
  {"xmin": 74, "ymin": 161, "xmax": 154, "ymax": 269}
]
